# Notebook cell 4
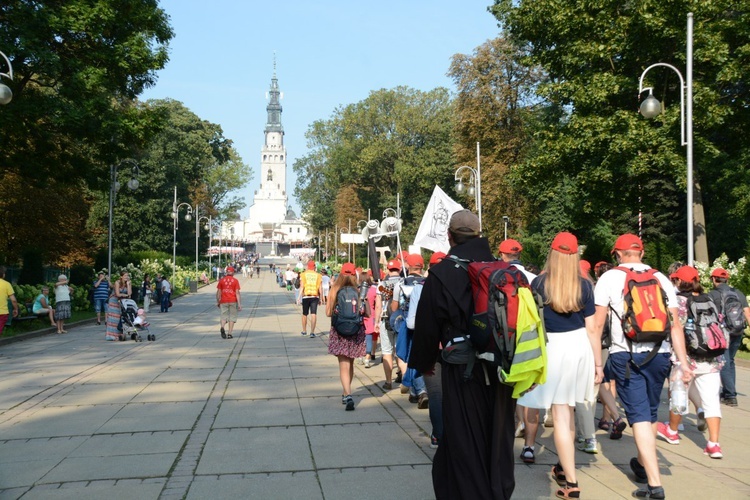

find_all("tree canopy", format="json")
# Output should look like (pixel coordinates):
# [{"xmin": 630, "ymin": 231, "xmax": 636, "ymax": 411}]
[{"xmin": 491, "ymin": 0, "xmax": 750, "ymax": 264}]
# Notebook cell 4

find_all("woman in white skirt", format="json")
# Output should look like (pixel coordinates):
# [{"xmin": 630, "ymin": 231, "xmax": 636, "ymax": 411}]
[{"xmin": 518, "ymin": 232, "xmax": 603, "ymax": 499}]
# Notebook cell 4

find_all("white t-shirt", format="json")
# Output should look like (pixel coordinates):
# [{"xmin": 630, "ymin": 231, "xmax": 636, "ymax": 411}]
[
  {"xmin": 594, "ymin": 263, "xmax": 677, "ymax": 354},
  {"xmin": 285, "ymin": 270, "xmax": 296, "ymax": 282},
  {"xmin": 161, "ymin": 279, "xmax": 172, "ymax": 294}
]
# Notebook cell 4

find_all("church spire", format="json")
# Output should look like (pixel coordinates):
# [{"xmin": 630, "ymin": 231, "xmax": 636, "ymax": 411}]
[{"xmin": 265, "ymin": 54, "xmax": 283, "ymax": 133}]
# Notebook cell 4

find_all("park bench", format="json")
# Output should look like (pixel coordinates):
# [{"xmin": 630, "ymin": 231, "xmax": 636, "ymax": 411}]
[{"xmin": 6, "ymin": 301, "xmax": 44, "ymax": 328}]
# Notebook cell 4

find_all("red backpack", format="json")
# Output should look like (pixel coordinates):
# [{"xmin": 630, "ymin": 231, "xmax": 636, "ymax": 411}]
[
  {"xmin": 611, "ymin": 266, "xmax": 671, "ymax": 372},
  {"xmin": 445, "ymin": 257, "xmax": 542, "ymax": 380}
]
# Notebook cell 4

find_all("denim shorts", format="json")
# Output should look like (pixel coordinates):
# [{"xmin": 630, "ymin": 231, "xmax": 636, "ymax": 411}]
[
  {"xmin": 94, "ymin": 298, "xmax": 107, "ymax": 313},
  {"xmin": 608, "ymin": 351, "xmax": 671, "ymax": 425}
]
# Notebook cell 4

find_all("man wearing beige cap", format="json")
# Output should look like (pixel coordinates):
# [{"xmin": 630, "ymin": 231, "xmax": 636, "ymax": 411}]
[{"xmin": 411, "ymin": 209, "xmax": 516, "ymax": 499}]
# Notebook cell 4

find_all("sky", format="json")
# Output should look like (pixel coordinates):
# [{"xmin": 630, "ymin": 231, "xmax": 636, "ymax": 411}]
[{"xmin": 140, "ymin": 0, "xmax": 502, "ymax": 217}]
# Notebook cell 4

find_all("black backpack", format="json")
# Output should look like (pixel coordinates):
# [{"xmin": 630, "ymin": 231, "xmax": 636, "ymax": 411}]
[
  {"xmin": 332, "ymin": 286, "xmax": 362, "ymax": 336},
  {"xmin": 718, "ymin": 287, "xmax": 746, "ymax": 336}
]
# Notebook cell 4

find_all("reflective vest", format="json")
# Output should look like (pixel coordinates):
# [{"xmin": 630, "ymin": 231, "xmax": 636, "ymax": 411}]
[{"xmin": 301, "ymin": 271, "xmax": 321, "ymax": 297}]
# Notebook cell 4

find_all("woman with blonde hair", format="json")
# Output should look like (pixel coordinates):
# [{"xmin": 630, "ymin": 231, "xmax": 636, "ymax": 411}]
[
  {"xmin": 518, "ymin": 232, "xmax": 602, "ymax": 499},
  {"xmin": 326, "ymin": 262, "xmax": 366, "ymax": 411}
]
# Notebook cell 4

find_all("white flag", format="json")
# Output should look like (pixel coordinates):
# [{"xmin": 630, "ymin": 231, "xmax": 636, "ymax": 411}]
[{"xmin": 413, "ymin": 185, "xmax": 463, "ymax": 253}]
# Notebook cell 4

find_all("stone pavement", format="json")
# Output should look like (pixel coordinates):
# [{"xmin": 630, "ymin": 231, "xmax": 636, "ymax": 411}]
[{"xmin": 0, "ymin": 270, "xmax": 748, "ymax": 499}]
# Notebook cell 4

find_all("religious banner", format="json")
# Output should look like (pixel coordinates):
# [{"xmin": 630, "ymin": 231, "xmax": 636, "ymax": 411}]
[{"xmin": 413, "ymin": 185, "xmax": 463, "ymax": 253}]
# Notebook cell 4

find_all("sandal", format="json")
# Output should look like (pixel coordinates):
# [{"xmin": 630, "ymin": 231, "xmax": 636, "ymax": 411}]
[
  {"xmin": 610, "ymin": 417, "xmax": 627, "ymax": 440},
  {"xmin": 220, "ymin": 327, "xmax": 226, "ymax": 339},
  {"xmin": 551, "ymin": 463, "xmax": 566, "ymax": 487},
  {"xmin": 597, "ymin": 419, "xmax": 611, "ymax": 431},
  {"xmin": 556, "ymin": 482, "xmax": 580, "ymax": 499},
  {"xmin": 226, "ymin": 334, "xmax": 233, "ymax": 339}
]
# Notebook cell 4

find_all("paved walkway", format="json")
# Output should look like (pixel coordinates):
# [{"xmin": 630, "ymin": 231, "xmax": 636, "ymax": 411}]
[{"xmin": 0, "ymin": 271, "xmax": 748, "ymax": 499}]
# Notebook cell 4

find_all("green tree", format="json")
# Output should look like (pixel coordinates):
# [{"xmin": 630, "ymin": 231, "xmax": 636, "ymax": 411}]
[
  {"xmin": 448, "ymin": 37, "xmax": 544, "ymax": 248},
  {"xmin": 293, "ymin": 86, "xmax": 454, "ymax": 244},
  {"xmin": 87, "ymin": 99, "xmax": 251, "ymax": 261},
  {"xmin": 492, "ymin": 0, "xmax": 750, "ymax": 263},
  {"xmin": 0, "ymin": 0, "xmax": 173, "ymax": 264}
]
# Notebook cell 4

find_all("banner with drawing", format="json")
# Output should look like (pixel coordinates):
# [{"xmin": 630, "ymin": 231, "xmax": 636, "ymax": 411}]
[{"xmin": 413, "ymin": 185, "xmax": 463, "ymax": 253}]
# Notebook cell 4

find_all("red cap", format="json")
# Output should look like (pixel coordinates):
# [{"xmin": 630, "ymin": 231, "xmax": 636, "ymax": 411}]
[
  {"xmin": 429, "ymin": 252, "xmax": 446, "ymax": 266},
  {"xmin": 612, "ymin": 233, "xmax": 644, "ymax": 253},
  {"xmin": 671, "ymin": 265, "xmax": 699, "ymax": 282},
  {"xmin": 341, "ymin": 262, "xmax": 356, "ymax": 275},
  {"xmin": 225, "ymin": 266, "xmax": 235, "ymax": 274},
  {"xmin": 498, "ymin": 239, "xmax": 523, "ymax": 254},
  {"xmin": 580, "ymin": 260, "xmax": 591, "ymax": 273},
  {"xmin": 306, "ymin": 261, "xmax": 316, "ymax": 270},
  {"xmin": 711, "ymin": 267, "xmax": 729, "ymax": 279},
  {"xmin": 406, "ymin": 254, "xmax": 424, "ymax": 268},
  {"xmin": 551, "ymin": 232, "xmax": 578, "ymax": 255},
  {"xmin": 387, "ymin": 259, "xmax": 402, "ymax": 271}
]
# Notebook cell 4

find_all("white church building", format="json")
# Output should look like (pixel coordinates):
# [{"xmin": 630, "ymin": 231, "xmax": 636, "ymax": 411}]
[{"xmin": 225, "ymin": 66, "xmax": 311, "ymax": 257}]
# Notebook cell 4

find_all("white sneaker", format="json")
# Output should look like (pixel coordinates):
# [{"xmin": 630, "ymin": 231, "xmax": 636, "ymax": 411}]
[{"xmin": 364, "ymin": 359, "xmax": 371, "ymax": 368}]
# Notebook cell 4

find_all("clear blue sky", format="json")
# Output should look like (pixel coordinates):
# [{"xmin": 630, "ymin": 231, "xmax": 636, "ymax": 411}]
[{"xmin": 140, "ymin": 0, "xmax": 501, "ymax": 216}]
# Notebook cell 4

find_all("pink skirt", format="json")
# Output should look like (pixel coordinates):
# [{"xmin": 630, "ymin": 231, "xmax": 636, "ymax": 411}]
[{"xmin": 328, "ymin": 326, "xmax": 366, "ymax": 359}]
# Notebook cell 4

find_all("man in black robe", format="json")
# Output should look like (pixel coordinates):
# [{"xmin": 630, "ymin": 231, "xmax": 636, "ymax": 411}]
[{"xmin": 411, "ymin": 209, "xmax": 516, "ymax": 500}]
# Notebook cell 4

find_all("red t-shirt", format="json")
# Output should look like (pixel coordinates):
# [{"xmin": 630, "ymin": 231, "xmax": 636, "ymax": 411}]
[{"xmin": 217, "ymin": 276, "xmax": 240, "ymax": 303}]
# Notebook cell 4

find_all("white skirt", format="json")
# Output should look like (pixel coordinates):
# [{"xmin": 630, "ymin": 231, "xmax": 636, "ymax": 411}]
[{"xmin": 518, "ymin": 327, "xmax": 595, "ymax": 408}]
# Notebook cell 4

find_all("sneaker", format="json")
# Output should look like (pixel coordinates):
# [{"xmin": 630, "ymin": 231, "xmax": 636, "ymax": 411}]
[
  {"xmin": 364, "ymin": 358, "xmax": 371, "ymax": 368},
  {"xmin": 577, "ymin": 438, "xmax": 599, "ymax": 454},
  {"xmin": 356, "ymin": 357, "xmax": 364, "ymax": 365},
  {"xmin": 543, "ymin": 411, "xmax": 554, "ymax": 427},
  {"xmin": 430, "ymin": 434, "xmax": 439, "ymax": 449},
  {"xmin": 629, "ymin": 457, "xmax": 647, "ymax": 484},
  {"xmin": 417, "ymin": 392, "xmax": 429, "ymax": 409},
  {"xmin": 632, "ymin": 486, "xmax": 665, "ymax": 499},
  {"xmin": 520, "ymin": 445, "xmax": 535, "ymax": 464},
  {"xmin": 722, "ymin": 397, "xmax": 738, "ymax": 407},
  {"xmin": 345, "ymin": 395, "xmax": 355, "ymax": 411},
  {"xmin": 341, "ymin": 395, "xmax": 347, "ymax": 405},
  {"xmin": 300, "ymin": 331, "xmax": 307, "ymax": 336},
  {"xmin": 401, "ymin": 385, "xmax": 410, "ymax": 394},
  {"xmin": 703, "ymin": 443, "xmax": 723, "ymax": 459},
  {"xmin": 408, "ymin": 393, "xmax": 419, "ymax": 404},
  {"xmin": 394, "ymin": 373, "xmax": 402, "ymax": 384},
  {"xmin": 610, "ymin": 417, "xmax": 627, "ymax": 440},
  {"xmin": 656, "ymin": 422, "xmax": 680, "ymax": 445},
  {"xmin": 220, "ymin": 326, "xmax": 226, "ymax": 339},
  {"xmin": 514, "ymin": 422, "xmax": 526, "ymax": 439},
  {"xmin": 382, "ymin": 382, "xmax": 393, "ymax": 391},
  {"xmin": 696, "ymin": 410, "xmax": 707, "ymax": 432},
  {"xmin": 309, "ymin": 333, "xmax": 316, "ymax": 338}
]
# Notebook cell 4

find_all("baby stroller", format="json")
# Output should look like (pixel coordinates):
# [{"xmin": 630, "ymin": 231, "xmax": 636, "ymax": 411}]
[{"xmin": 120, "ymin": 299, "xmax": 155, "ymax": 341}]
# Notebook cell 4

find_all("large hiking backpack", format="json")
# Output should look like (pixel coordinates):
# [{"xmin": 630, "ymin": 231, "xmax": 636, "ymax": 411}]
[
  {"xmin": 718, "ymin": 287, "xmax": 747, "ymax": 336},
  {"xmin": 613, "ymin": 266, "xmax": 671, "ymax": 344},
  {"xmin": 444, "ymin": 257, "xmax": 545, "ymax": 384},
  {"xmin": 332, "ymin": 286, "xmax": 362, "ymax": 336},
  {"xmin": 686, "ymin": 294, "xmax": 728, "ymax": 358}
]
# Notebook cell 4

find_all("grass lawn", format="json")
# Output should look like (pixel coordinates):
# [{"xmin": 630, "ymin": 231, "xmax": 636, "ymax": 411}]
[{"xmin": 2, "ymin": 310, "xmax": 97, "ymax": 338}]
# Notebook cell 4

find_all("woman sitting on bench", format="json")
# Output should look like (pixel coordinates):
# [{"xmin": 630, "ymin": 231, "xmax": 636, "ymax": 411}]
[{"xmin": 32, "ymin": 287, "xmax": 56, "ymax": 327}]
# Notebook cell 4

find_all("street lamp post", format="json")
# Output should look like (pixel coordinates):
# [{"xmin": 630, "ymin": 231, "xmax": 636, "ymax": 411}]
[
  {"xmin": 638, "ymin": 13, "xmax": 694, "ymax": 264},
  {"xmin": 172, "ymin": 186, "xmax": 193, "ymax": 283},
  {"xmin": 197, "ymin": 213, "xmax": 209, "ymax": 279},
  {"xmin": 503, "ymin": 216, "xmax": 509, "ymax": 240},
  {"xmin": 107, "ymin": 159, "xmax": 140, "ymax": 278},
  {"xmin": 455, "ymin": 164, "xmax": 482, "ymax": 232},
  {"xmin": 0, "ymin": 50, "xmax": 13, "ymax": 105}
]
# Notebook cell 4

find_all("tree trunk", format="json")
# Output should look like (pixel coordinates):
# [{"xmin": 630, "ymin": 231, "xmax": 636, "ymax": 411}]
[{"xmin": 693, "ymin": 181, "xmax": 709, "ymax": 264}]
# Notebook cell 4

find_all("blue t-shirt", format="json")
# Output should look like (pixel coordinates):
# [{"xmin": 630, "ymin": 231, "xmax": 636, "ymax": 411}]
[
  {"xmin": 93, "ymin": 278, "xmax": 110, "ymax": 301},
  {"xmin": 531, "ymin": 274, "xmax": 595, "ymax": 332}
]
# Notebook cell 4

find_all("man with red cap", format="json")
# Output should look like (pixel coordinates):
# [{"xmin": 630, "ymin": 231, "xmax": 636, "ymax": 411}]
[
  {"xmin": 708, "ymin": 267, "xmax": 750, "ymax": 407},
  {"xmin": 380, "ymin": 259, "xmax": 403, "ymax": 389},
  {"xmin": 390, "ymin": 253, "xmax": 428, "ymax": 408},
  {"xmin": 593, "ymin": 234, "xmax": 691, "ymax": 499},
  {"xmin": 216, "ymin": 266, "xmax": 241, "ymax": 339},
  {"xmin": 298, "ymin": 260, "xmax": 323, "ymax": 338}
]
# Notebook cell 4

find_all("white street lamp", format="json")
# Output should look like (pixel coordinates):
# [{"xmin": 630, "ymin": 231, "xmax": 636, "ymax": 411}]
[
  {"xmin": 171, "ymin": 186, "xmax": 193, "ymax": 283},
  {"xmin": 455, "ymin": 164, "xmax": 482, "ymax": 232},
  {"xmin": 107, "ymin": 159, "xmax": 140, "ymax": 278},
  {"xmin": 638, "ymin": 13, "xmax": 694, "ymax": 264},
  {"xmin": 197, "ymin": 213, "xmax": 209, "ymax": 279},
  {"xmin": 0, "ymin": 50, "xmax": 13, "ymax": 105}
]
